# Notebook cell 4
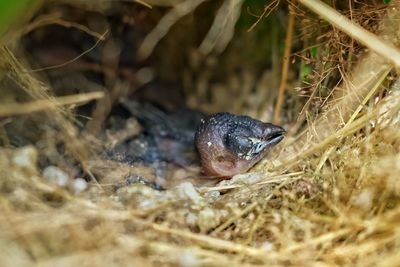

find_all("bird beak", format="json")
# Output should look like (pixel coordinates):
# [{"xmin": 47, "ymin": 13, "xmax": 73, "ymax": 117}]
[{"xmin": 264, "ymin": 125, "xmax": 285, "ymax": 146}]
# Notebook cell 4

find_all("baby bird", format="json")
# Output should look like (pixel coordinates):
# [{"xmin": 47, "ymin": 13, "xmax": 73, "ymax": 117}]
[{"xmin": 195, "ymin": 113, "xmax": 285, "ymax": 178}]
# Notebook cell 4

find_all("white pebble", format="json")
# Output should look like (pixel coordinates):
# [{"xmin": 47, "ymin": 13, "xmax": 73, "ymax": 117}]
[
  {"xmin": 12, "ymin": 146, "xmax": 38, "ymax": 169},
  {"xmin": 175, "ymin": 182, "xmax": 202, "ymax": 204},
  {"xmin": 197, "ymin": 207, "xmax": 219, "ymax": 232},
  {"xmin": 260, "ymin": 241, "xmax": 273, "ymax": 252},
  {"xmin": 351, "ymin": 189, "xmax": 374, "ymax": 211},
  {"xmin": 185, "ymin": 213, "xmax": 198, "ymax": 225},
  {"xmin": 204, "ymin": 190, "xmax": 220, "ymax": 203},
  {"xmin": 73, "ymin": 178, "xmax": 88, "ymax": 194},
  {"xmin": 42, "ymin": 166, "xmax": 70, "ymax": 187},
  {"xmin": 179, "ymin": 251, "xmax": 199, "ymax": 267}
]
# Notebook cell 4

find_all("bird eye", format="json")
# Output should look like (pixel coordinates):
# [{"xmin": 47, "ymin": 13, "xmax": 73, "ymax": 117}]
[{"xmin": 254, "ymin": 141, "xmax": 267, "ymax": 154}]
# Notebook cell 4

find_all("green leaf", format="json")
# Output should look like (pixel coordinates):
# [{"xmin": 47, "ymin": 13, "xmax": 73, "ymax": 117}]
[
  {"xmin": 301, "ymin": 65, "xmax": 312, "ymax": 80},
  {"xmin": 383, "ymin": 0, "xmax": 391, "ymax": 4},
  {"xmin": 0, "ymin": 0, "xmax": 41, "ymax": 39},
  {"xmin": 310, "ymin": 47, "xmax": 318, "ymax": 59}
]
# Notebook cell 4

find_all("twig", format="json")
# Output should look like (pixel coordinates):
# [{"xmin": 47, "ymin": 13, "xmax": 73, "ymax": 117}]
[
  {"xmin": 297, "ymin": 0, "xmax": 400, "ymax": 68},
  {"xmin": 247, "ymin": 0, "xmax": 280, "ymax": 32},
  {"xmin": 282, "ymin": 228, "xmax": 354, "ymax": 253},
  {"xmin": 199, "ymin": 0, "xmax": 245, "ymax": 55},
  {"xmin": 273, "ymin": 5, "xmax": 295, "ymax": 124},
  {"xmin": 210, "ymin": 202, "xmax": 258, "ymax": 235},
  {"xmin": 138, "ymin": 0, "xmax": 207, "ymax": 59},
  {"xmin": 275, "ymin": 95, "xmax": 400, "ymax": 171},
  {"xmin": 315, "ymin": 69, "xmax": 389, "ymax": 173},
  {"xmin": 277, "ymin": 112, "xmax": 376, "ymax": 170},
  {"xmin": 23, "ymin": 13, "xmax": 106, "ymax": 40},
  {"xmin": 0, "ymin": 91, "xmax": 104, "ymax": 117},
  {"xmin": 147, "ymin": 221, "xmax": 267, "ymax": 258},
  {"xmin": 200, "ymin": 171, "xmax": 303, "ymax": 192},
  {"xmin": 29, "ymin": 31, "xmax": 108, "ymax": 72}
]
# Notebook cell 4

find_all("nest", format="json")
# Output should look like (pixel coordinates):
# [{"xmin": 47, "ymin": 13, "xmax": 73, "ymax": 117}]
[{"xmin": 1, "ymin": 0, "xmax": 400, "ymax": 266}]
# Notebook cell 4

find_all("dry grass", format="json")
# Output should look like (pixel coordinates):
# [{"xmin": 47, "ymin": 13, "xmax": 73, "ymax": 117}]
[{"xmin": 1, "ymin": 0, "xmax": 400, "ymax": 266}]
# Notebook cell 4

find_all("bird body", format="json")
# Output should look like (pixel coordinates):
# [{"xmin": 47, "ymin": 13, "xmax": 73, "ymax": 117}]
[{"xmin": 107, "ymin": 102, "xmax": 284, "ymax": 183}]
